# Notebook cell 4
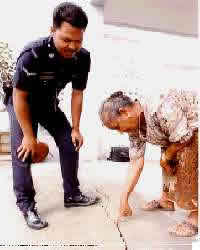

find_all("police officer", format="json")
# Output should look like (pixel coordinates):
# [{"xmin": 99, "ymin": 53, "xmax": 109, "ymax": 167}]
[{"xmin": 6, "ymin": 2, "xmax": 98, "ymax": 230}]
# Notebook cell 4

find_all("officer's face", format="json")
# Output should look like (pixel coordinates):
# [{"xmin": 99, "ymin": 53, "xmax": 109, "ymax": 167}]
[{"xmin": 52, "ymin": 22, "xmax": 84, "ymax": 58}]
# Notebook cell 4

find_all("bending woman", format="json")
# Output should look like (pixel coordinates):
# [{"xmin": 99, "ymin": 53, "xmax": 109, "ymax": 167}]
[{"xmin": 99, "ymin": 89, "xmax": 198, "ymax": 237}]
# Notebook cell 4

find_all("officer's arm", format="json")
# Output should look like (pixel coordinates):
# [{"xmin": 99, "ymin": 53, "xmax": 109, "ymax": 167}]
[
  {"xmin": 71, "ymin": 89, "xmax": 83, "ymax": 131},
  {"xmin": 13, "ymin": 88, "xmax": 36, "ymax": 139},
  {"xmin": 71, "ymin": 50, "xmax": 90, "ymax": 132}
]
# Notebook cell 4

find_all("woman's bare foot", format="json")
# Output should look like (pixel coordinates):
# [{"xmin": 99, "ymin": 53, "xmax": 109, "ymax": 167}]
[
  {"xmin": 142, "ymin": 199, "xmax": 175, "ymax": 211},
  {"xmin": 168, "ymin": 211, "xmax": 198, "ymax": 237},
  {"xmin": 168, "ymin": 222, "xmax": 198, "ymax": 237},
  {"xmin": 186, "ymin": 211, "xmax": 198, "ymax": 227}
]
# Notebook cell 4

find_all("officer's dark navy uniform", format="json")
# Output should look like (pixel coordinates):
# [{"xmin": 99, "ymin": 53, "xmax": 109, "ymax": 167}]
[{"xmin": 6, "ymin": 36, "xmax": 91, "ymax": 213}]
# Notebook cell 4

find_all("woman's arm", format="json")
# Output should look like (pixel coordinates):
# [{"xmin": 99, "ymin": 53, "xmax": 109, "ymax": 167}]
[
  {"xmin": 160, "ymin": 136, "xmax": 193, "ymax": 176},
  {"xmin": 119, "ymin": 156, "xmax": 144, "ymax": 217},
  {"xmin": 165, "ymin": 139, "xmax": 192, "ymax": 161}
]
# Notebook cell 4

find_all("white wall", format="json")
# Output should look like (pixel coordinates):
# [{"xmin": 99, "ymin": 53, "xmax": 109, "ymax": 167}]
[
  {"xmin": 104, "ymin": 0, "xmax": 198, "ymax": 37},
  {"xmin": 0, "ymin": 0, "xmax": 199, "ymax": 162}
]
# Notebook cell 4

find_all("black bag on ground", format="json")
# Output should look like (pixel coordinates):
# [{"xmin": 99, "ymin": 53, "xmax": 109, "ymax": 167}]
[{"xmin": 107, "ymin": 146, "xmax": 130, "ymax": 162}]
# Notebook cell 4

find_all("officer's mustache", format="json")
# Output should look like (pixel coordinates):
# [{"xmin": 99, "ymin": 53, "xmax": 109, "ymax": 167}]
[{"xmin": 64, "ymin": 48, "xmax": 77, "ymax": 54}]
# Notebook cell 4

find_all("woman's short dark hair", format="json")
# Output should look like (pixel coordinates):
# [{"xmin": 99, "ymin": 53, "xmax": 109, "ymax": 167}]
[{"xmin": 53, "ymin": 2, "xmax": 88, "ymax": 29}]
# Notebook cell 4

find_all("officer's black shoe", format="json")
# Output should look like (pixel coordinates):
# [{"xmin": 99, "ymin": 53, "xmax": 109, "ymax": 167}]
[
  {"xmin": 64, "ymin": 193, "xmax": 99, "ymax": 208},
  {"xmin": 24, "ymin": 206, "xmax": 48, "ymax": 230}
]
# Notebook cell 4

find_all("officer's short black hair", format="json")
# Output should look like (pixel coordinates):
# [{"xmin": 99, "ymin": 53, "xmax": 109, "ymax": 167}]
[{"xmin": 53, "ymin": 2, "xmax": 88, "ymax": 29}]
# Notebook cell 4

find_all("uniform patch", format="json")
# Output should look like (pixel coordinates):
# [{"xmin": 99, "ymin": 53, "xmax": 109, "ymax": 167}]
[
  {"xmin": 22, "ymin": 67, "xmax": 37, "ymax": 76},
  {"xmin": 49, "ymin": 53, "xmax": 54, "ymax": 58}
]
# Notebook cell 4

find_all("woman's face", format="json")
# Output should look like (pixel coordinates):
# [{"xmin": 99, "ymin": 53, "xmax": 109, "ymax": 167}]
[{"xmin": 107, "ymin": 108, "xmax": 139, "ymax": 133}]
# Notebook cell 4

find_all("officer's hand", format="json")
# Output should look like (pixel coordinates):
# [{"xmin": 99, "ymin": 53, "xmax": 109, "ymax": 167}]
[
  {"xmin": 71, "ymin": 128, "xmax": 83, "ymax": 151},
  {"xmin": 17, "ymin": 136, "xmax": 37, "ymax": 162}
]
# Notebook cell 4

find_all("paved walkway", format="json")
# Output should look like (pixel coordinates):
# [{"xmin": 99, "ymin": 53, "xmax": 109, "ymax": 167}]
[{"xmin": 0, "ymin": 150, "xmax": 196, "ymax": 249}]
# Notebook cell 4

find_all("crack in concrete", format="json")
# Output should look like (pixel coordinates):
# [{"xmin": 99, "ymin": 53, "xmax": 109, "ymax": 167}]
[{"xmin": 95, "ymin": 187, "xmax": 128, "ymax": 250}]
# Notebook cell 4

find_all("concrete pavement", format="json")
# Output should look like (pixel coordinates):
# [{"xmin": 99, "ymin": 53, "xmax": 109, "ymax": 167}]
[{"xmin": 0, "ymin": 150, "xmax": 196, "ymax": 249}]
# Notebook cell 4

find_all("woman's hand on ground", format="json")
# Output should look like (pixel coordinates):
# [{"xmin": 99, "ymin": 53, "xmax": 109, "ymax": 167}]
[{"xmin": 119, "ymin": 195, "xmax": 133, "ymax": 218}]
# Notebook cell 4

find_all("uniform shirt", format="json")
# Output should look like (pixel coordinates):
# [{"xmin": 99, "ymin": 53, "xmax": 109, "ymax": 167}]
[
  {"xmin": 128, "ymin": 89, "xmax": 198, "ymax": 161},
  {"xmin": 12, "ymin": 36, "xmax": 91, "ymax": 108}
]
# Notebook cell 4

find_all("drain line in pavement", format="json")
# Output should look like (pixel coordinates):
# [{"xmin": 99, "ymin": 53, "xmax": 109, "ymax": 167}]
[{"xmin": 96, "ymin": 187, "xmax": 128, "ymax": 250}]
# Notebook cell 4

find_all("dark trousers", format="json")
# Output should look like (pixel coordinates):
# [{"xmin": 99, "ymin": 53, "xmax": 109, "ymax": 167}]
[{"xmin": 6, "ymin": 103, "xmax": 80, "ymax": 213}]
